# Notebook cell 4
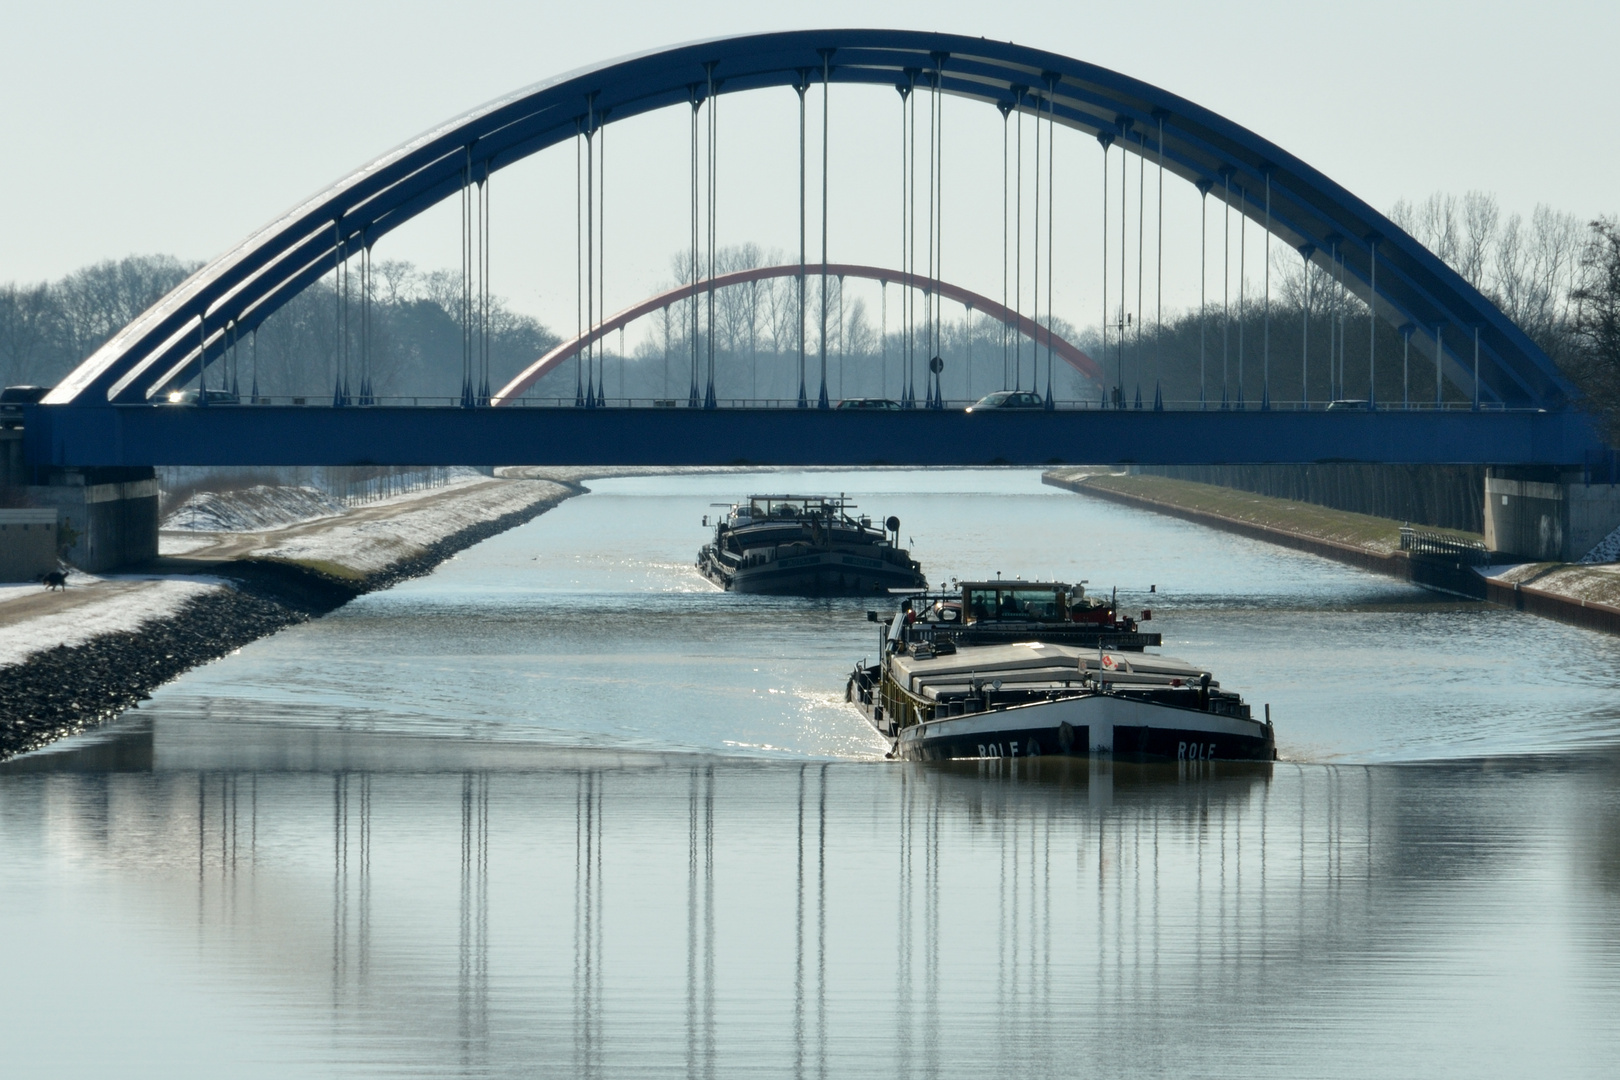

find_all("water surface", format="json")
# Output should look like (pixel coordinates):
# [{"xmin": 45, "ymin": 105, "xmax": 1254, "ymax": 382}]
[{"xmin": 5, "ymin": 470, "xmax": 1620, "ymax": 1077}]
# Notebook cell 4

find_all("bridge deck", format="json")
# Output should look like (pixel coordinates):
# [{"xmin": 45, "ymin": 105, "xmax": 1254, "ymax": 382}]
[{"xmin": 22, "ymin": 405, "xmax": 1603, "ymax": 468}]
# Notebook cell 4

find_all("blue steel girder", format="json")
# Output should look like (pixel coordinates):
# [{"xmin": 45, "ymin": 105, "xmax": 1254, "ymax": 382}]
[
  {"xmin": 23, "ymin": 404, "xmax": 1604, "ymax": 469},
  {"xmin": 45, "ymin": 30, "xmax": 1576, "ymax": 412}
]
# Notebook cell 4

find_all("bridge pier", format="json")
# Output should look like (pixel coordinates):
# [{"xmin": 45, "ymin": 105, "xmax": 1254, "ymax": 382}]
[
  {"xmin": 22, "ymin": 467, "xmax": 159, "ymax": 573},
  {"xmin": 1484, "ymin": 466, "xmax": 1620, "ymax": 563},
  {"xmin": 4, "ymin": 426, "xmax": 157, "ymax": 573}
]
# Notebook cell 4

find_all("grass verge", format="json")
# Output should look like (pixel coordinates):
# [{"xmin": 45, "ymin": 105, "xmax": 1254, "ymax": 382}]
[{"xmin": 1057, "ymin": 471, "xmax": 1486, "ymax": 556}]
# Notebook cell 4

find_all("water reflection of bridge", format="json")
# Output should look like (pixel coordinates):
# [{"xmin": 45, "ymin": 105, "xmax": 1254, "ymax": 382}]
[{"xmin": 9, "ymin": 719, "xmax": 1613, "ymax": 1074}]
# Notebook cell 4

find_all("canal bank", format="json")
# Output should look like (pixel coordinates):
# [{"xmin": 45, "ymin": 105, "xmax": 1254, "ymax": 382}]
[
  {"xmin": 1044, "ymin": 468, "xmax": 1620, "ymax": 637},
  {"xmin": 0, "ymin": 475, "xmax": 579, "ymax": 759},
  {"xmin": 1478, "ymin": 561, "xmax": 1620, "ymax": 635}
]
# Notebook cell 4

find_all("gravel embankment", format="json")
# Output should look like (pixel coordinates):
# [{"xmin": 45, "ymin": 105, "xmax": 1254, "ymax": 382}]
[
  {"xmin": 0, "ymin": 587, "xmax": 309, "ymax": 759},
  {"xmin": 0, "ymin": 481, "xmax": 580, "ymax": 761}
]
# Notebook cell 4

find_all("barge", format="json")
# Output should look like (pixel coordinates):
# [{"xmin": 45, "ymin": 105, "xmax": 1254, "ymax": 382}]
[
  {"xmin": 848, "ymin": 580, "xmax": 1275, "ymax": 762},
  {"xmin": 698, "ymin": 494, "xmax": 926, "ymax": 595}
]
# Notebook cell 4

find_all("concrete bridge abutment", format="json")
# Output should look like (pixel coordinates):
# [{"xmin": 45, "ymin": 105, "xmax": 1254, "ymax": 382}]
[
  {"xmin": 1484, "ymin": 467, "xmax": 1620, "ymax": 563},
  {"xmin": 4, "ymin": 426, "xmax": 157, "ymax": 574},
  {"xmin": 24, "ymin": 467, "xmax": 158, "ymax": 573}
]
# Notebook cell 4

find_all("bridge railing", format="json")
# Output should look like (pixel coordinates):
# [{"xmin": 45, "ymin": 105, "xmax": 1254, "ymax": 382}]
[
  {"xmin": 1400, "ymin": 525, "xmax": 1490, "ymax": 564},
  {"xmin": 170, "ymin": 395, "xmax": 1529, "ymax": 412}
]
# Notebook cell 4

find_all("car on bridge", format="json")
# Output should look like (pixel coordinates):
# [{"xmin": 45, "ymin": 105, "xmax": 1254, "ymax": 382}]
[
  {"xmin": 966, "ymin": 390, "xmax": 1045, "ymax": 413},
  {"xmin": 2, "ymin": 385, "xmax": 50, "ymax": 428},
  {"xmin": 835, "ymin": 398, "xmax": 902, "ymax": 410}
]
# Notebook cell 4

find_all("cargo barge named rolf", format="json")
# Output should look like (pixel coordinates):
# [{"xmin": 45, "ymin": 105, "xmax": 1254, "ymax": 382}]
[{"xmin": 847, "ymin": 580, "xmax": 1274, "ymax": 762}]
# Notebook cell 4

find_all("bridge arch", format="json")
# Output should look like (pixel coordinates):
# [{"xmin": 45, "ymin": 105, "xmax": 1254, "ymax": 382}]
[
  {"xmin": 493, "ymin": 262, "xmax": 1102, "ymax": 404},
  {"xmin": 47, "ymin": 30, "xmax": 1576, "ymax": 411}
]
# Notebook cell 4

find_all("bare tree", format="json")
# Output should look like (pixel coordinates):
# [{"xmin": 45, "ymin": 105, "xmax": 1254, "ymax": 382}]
[
  {"xmin": 1392, "ymin": 193, "xmax": 1462, "ymax": 271},
  {"xmin": 764, "ymin": 274, "xmax": 801, "ymax": 396},
  {"xmin": 1393, "ymin": 190, "xmax": 1586, "ymax": 363},
  {"xmin": 0, "ymin": 283, "xmax": 58, "ymax": 386},
  {"xmin": 1570, "ymin": 218, "xmax": 1620, "ymax": 442},
  {"xmin": 373, "ymin": 260, "xmax": 417, "ymax": 306},
  {"xmin": 715, "ymin": 244, "xmax": 757, "ymax": 357},
  {"xmin": 844, "ymin": 296, "xmax": 875, "ymax": 358},
  {"xmin": 0, "ymin": 255, "xmax": 197, "ymax": 389},
  {"xmin": 656, "ymin": 302, "xmax": 677, "ymax": 398},
  {"xmin": 1496, "ymin": 205, "xmax": 1583, "ymax": 355},
  {"xmin": 1459, "ymin": 191, "xmax": 1501, "ymax": 290}
]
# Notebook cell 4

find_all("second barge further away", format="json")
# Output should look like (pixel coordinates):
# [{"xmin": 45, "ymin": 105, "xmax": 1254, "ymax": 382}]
[
  {"xmin": 848, "ymin": 580, "xmax": 1275, "ymax": 763},
  {"xmin": 697, "ymin": 494, "xmax": 927, "ymax": 596}
]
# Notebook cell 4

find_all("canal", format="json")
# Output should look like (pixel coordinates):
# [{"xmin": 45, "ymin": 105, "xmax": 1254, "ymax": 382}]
[{"xmin": 4, "ymin": 470, "xmax": 1620, "ymax": 1077}]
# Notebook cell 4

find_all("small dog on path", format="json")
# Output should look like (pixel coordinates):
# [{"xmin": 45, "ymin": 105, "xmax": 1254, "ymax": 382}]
[{"xmin": 41, "ymin": 570, "xmax": 67, "ymax": 591}]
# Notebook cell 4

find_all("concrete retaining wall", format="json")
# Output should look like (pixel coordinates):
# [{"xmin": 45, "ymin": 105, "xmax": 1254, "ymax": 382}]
[
  {"xmin": 1, "ymin": 428, "xmax": 24, "ymax": 489},
  {"xmin": 1043, "ymin": 471, "xmax": 1411, "ymax": 577},
  {"xmin": 1484, "ymin": 577, "xmax": 1620, "ymax": 636},
  {"xmin": 1047, "ymin": 471, "xmax": 1620, "ymax": 637},
  {"xmin": 1136, "ymin": 464, "xmax": 1486, "ymax": 533}
]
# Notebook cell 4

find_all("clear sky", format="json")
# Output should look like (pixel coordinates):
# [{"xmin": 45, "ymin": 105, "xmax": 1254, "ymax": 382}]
[{"xmin": 5, "ymin": 0, "xmax": 1615, "ymax": 345}]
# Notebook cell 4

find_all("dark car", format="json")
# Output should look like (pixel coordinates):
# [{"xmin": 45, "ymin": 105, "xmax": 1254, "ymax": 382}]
[
  {"xmin": 835, "ymin": 398, "xmax": 903, "ymax": 410},
  {"xmin": 160, "ymin": 389, "xmax": 240, "ymax": 406},
  {"xmin": 1325, "ymin": 399, "xmax": 1369, "ymax": 412},
  {"xmin": 966, "ymin": 390, "xmax": 1045, "ymax": 413},
  {"xmin": 1, "ymin": 385, "xmax": 50, "ymax": 427}
]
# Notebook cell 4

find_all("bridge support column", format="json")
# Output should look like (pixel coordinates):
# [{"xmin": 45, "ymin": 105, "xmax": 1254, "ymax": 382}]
[
  {"xmin": 1484, "ymin": 466, "xmax": 1620, "ymax": 563},
  {"xmin": 10, "ymin": 439, "xmax": 158, "ymax": 571}
]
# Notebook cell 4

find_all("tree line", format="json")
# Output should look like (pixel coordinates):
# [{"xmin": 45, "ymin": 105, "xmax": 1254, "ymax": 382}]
[
  {"xmin": 4, "ymin": 192, "xmax": 1617, "ymax": 441},
  {"xmin": 0, "ymin": 255, "xmax": 198, "ymax": 388},
  {"xmin": 1383, "ymin": 193, "xmax": 1616, "ymax": 439},
  {"xmin": 0, "ymin": 256, "xmax": 557, "ymax": 401},
  {"xmin": 526, "ymin": 243, "xmax": 1094, "ymax": 403}
]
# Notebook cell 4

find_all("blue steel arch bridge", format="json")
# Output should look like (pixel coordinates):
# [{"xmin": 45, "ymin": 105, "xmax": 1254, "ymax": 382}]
[{"xmin": 22, "ymin": 29, "xmax": 1605, "ymax": 468}]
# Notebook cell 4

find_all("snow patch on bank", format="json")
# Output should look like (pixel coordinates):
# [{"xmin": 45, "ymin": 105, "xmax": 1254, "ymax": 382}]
[
  {"xmin": 158, "ymin": 533, "xmax": 220, "ymax": 555},
  {"xmin": 250, "ymin": 479, "xmax": 571, "ymax": 575},
  {"xmin": 162, "ymin": 469, "xmax": 490, "ymax": 533},
  {"xmin": 1578, "ymin": 524, "xmax": 1620, "ymax": 565},
  {"xmin": 0, "ymin": 577, "xmax": 225, "ymax": 668},
  {"xmin": 3, "ymin": 477, "xmax": 571, "ymax": 673},
  {"xmin": 0, "ymin": 583, "xmax": 45, "ymax": 606},
  {"xmin": 0, "ymin": 570, "xmax": 103, "ymax": 607},
  {"xmin": 164, "ymin": 485, "xmax": 347, "ymax": 531}
]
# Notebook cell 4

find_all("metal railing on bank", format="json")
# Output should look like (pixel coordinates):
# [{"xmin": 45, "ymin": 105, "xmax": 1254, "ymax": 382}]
[
  {"xmin": 330, "ymin": 466, "xmax": 461, "ymax": 506},
  {"xmin": 1399, "ymin": 525, "xmax": 1489, "ymax": 564}
]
